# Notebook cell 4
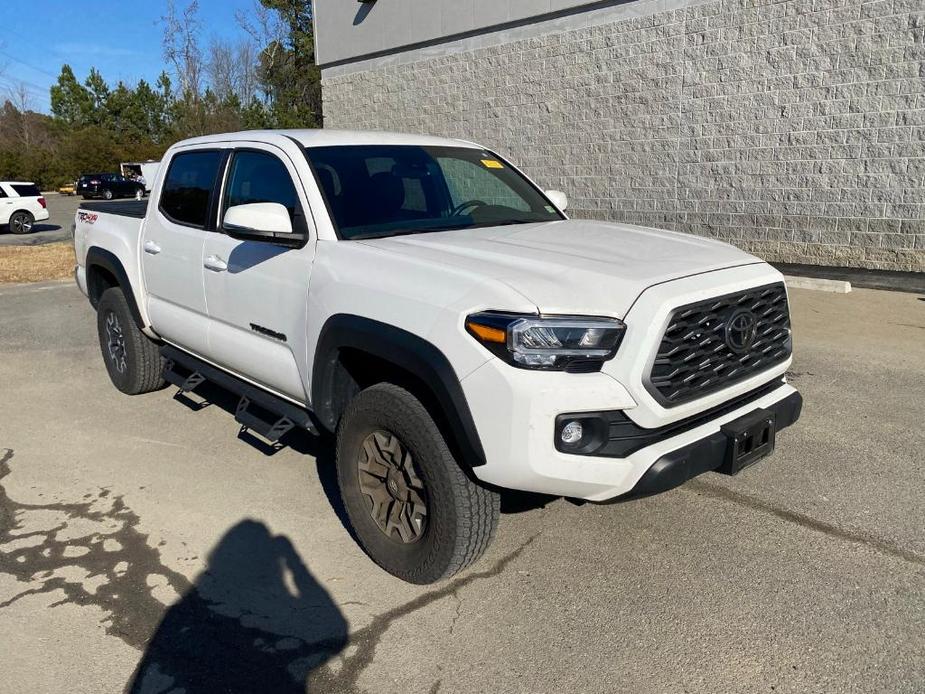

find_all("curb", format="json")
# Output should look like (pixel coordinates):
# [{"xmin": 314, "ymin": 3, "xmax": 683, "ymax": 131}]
[{"xmin": 784, "ymin": 276, "xmax": 851, "ymax": 294}]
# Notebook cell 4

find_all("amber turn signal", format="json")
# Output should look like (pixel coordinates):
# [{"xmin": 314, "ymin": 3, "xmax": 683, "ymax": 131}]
[{"xmin": 466, "ymin": 321, "xmax": 506, "ymax": 344}]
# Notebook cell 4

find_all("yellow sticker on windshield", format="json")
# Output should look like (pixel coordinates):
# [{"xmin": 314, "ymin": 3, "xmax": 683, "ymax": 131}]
[{"xmin": 481, "ymin": 159, "xmax": 504, "ymax": 169}]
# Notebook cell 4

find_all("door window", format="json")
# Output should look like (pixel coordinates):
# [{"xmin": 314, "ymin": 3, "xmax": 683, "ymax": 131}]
[
  {"xmin": 223, "ymin": 150, "xmax": 299, "ymax": 224},
  {"xmin": 159, "ymin": 150, "xmax": 223, "ymax": 228}
]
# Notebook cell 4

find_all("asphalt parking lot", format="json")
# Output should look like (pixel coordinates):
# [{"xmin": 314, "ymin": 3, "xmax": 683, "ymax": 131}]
[{"xmin": 0, "ymin": 281, "xmax": 922, "ymax": 693}]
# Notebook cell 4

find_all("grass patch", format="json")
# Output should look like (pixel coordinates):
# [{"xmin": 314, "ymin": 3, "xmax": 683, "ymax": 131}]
[{"xmin": 0, "ymin": 243, "xmax": 75, "ymax": 284}]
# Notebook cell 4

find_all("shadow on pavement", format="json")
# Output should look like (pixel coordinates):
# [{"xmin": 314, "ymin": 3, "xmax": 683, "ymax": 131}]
[
  {"xmin": 128, "ymin": 520, "xmax": 348, "ymax": 694},
  {"xmin": 174, "ymin": 379, "xmax": 556, "ymax": 530}
]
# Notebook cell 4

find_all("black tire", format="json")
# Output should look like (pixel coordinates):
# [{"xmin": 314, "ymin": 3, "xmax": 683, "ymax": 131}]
[
  {"xmin": 102, "ymin": 189, "xmax": 113, "ymax": 200},
  {"xmin": 8, "ymin": 211, "xmax": 34, "ymax": 234},
  {"xmin": 96, "ymin": 287, "xmax": 165, "ymax": 395},
  {"xmin": 134, "ymin": 188, "xmax": 144, "ymax": 200},
  {"xmin": 336, "ymin": 383, "xmax": 500, "ymax": 584}
]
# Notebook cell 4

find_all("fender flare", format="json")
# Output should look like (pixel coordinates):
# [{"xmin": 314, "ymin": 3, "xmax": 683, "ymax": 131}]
[
  {"xmin": 312, "ymin": 314, "xmax": 487, "ymax": 467},
  {"xmin": 85, "ymin": 246, "xmax": 145, "ymax": 328}
]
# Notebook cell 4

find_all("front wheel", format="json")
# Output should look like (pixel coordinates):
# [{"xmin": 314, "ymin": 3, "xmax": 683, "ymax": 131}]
[
  {"xmin": 96, "ymin": 287, "xmax": 165, "ymax": 395},
  {"xmin": 8, "ymin": 211, "xmax": 34, "ymax": 234},
  {"xmin": 336, "ymin": 383, "xmax": 500, "ymax": 584}
]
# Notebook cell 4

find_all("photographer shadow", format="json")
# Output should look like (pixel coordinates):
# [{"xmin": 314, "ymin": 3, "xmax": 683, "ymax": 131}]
[{"xmin": 129, "ymin": 519, "xmax": 348, "ymax": 693}]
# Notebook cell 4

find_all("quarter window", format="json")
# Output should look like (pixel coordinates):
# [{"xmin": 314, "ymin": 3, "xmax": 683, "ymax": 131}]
[
  {"xmin": 10, "ymin": 184, "xmax": 41, "ymax": 197},
  {"xmin": 223, "ymin": 150, "xmax": 299, "ymax": 223},
  {"xmin": 159, "ymin": 151, "xmax": 223, "ymax": 228}
]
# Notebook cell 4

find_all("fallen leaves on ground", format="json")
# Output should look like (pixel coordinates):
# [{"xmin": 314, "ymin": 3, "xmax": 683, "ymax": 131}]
[{"xmin": 0, "ymin": 243, "xmax": 75, "ymax": 283}]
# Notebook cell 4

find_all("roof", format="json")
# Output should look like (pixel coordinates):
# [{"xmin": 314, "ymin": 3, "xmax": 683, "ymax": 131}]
[
  {"xmin": 175, "ymin": 129, "xmax": 484, "ymax": 150},
  {"xmin": 1, "ymin": 181, "xmax": 37, "ymax": 186}
]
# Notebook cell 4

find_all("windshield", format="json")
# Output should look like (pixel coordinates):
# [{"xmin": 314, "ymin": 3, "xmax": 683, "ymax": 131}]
[{"xmin": 304, "ymin": 145, "xmax": 563, "ymax": 240}]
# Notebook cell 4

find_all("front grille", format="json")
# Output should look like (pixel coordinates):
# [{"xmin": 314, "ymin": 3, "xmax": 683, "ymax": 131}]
[{"xmin": 647, "ymin": 282, "xmax": 791, "ymax": 406}]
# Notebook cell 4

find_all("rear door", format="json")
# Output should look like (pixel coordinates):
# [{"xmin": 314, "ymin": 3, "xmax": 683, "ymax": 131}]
[
  {"xmin": 201, "ymin": 144, "xmax": 315, "ymax": 402},
  {"xmin": 0, "ymin": 184, "xmax": 11, "ymax": 224},
  {"xmin": 141, "ymin": 147, "xmax": 226, "ymax": 356}
]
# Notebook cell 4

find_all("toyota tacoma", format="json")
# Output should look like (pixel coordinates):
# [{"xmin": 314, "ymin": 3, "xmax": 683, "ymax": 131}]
[{"xmin": 73, "ymin": 130, "xmax": 802, "ymax": 583}]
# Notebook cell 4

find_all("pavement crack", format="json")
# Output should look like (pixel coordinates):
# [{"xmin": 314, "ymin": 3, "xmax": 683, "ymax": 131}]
[
  {"xmin": 308, "ymin": 533, "xmax": 540, "ymax": 693},
  {"xmin": 448, "ymin": 592, "xmax": 463, "ymax": 637},
  {"xmin": 687, "ymin": 480, "xmax": 924, "ymax": 566}
]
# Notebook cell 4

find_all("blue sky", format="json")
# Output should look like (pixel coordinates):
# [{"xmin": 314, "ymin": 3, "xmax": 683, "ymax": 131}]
[{"xmin": 1, "ymin": 0, "xmax": 256, "ymax": 113}]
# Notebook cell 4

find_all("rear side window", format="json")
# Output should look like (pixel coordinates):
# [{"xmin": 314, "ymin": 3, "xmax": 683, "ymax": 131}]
[
  {"xmin": 159, "ymin": 151, "xmax": 223, "ymax": 228},
  {"xmin": 11, "ymin": 184, "xmax": 40, "ymax": 197}
]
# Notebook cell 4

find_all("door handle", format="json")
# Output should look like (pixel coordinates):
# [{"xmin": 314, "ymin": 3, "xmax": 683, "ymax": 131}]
[
  {"xmin": 203, "ymin": 255, "xmax": 228, "ymax": 272},
  {"xmin": 143, "ymin": 240, "xmax": 161, "ymax": 255}
]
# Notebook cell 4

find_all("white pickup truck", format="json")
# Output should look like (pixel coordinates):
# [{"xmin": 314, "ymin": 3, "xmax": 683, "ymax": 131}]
[{"xmin": 74, "ymin": 129, "xmax": 802, "ymax": 583}]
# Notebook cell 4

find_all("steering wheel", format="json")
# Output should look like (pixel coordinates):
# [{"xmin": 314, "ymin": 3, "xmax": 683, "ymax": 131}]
[{"xmin": 450, "ymin": 199, "xmax": 488, "ymax": 217}]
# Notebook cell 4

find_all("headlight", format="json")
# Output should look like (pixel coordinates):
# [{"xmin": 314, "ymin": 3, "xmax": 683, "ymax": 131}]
[{"xmin": 465, "ymin": 312, "xmax": 626, "ymax": 371}]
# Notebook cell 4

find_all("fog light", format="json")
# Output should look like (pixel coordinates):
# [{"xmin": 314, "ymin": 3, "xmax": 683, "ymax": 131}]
[{"xmin": 560, "ymin": 420, "xmax": 583, "ymax": 445}]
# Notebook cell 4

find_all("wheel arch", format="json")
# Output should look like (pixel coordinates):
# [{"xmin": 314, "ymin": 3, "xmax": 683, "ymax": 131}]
[
  {"xmin": 85, "ymin": 247, "xmax": 144, "ymax": 328},
  {"xmin": 312, "ymin": 314, "xmax": 487, "ymax": 468},
  {"xmin": 7, "ymin": 209, "xmax": 35, "ymax": 225}
]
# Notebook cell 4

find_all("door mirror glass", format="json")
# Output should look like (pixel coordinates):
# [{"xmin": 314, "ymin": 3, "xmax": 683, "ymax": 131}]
[{"xmin": 545, "ymin": 190, "xmax": 568, "ymax": 211}]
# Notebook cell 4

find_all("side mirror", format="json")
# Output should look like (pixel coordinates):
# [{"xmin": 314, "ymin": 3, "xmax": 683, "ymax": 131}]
[
  {"xmin": 223, "ymin": 202, "xmax": 304, "ymax": 247},
  {"xmin": 545, "ymin": 190, "xmax": 568, "ymax": 211}
]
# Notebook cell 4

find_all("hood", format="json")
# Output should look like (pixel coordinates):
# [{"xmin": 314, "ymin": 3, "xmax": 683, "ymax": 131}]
[{"xmin": 359, "ymin": 219, "xmax": 761, "ymax": 317}]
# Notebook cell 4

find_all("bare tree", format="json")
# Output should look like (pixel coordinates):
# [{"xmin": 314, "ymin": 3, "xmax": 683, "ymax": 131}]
[
  {"xmin": 207, "ymin": 39, "xmax": 237, "ymax": 102},
  {"xmin": 235, "ymin": 40, "xmax": 259, "ymax": 104},
  {"xmin": 8, "ymin": 82, "xmax": 34, "ymax": 146},
  {"xmin": 207, "ymin": 37, "xmax": 260, "ymax": 104},
  {"xmin": 235, "ymin": 1, "xmax": 286, "ymax": 101},
  {"xmin": 162, "ymin": 0, "xmax": 203, "ymax": 98}
]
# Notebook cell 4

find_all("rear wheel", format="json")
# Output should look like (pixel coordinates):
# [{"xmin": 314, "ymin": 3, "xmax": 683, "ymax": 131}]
[
  {"xmin": 102, "ymin": 189, "xmax": 113, "ymax": 200},
  {"xmin": 96, "ymin": 287, "xmax": 165, "ymax": 395},
  {"xmin": 8, "ymin": 211, "xmax": 34, "ymax": 234},
  {"xmin": 134, "ymin": 188, "xmax": 144, "ymax": 200},
  {"xmin": 336, "ymin": 383, "xmax": 500, "ymax": 584}
]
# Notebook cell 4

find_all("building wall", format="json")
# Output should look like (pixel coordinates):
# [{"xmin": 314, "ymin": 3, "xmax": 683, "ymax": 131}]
[
  {"xmin": 314, "ymin": 0, "xmax": 608, "ymax": 67},
  {"xmin": 322, "ymin": 0, "xmax": 925, "ymax": 272}
]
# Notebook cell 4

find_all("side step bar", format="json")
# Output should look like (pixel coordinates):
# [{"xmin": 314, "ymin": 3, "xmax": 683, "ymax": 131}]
[{"xmin": 161, "ymin": 345, "xmax": 319, "ymax": 441}]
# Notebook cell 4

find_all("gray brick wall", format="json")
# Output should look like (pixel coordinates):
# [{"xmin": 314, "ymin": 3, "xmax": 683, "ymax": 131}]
[{"xmin": 322, "ymin": 0, "xmax": 925, "ymax": 272}]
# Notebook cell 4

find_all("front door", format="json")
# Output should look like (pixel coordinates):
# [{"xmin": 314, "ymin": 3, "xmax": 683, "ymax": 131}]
[
  {"xmin": 141, "ymin": 148, "xmax": 226, "ymax": 357},
  {"xmin": 201, "ymin": 145, "xmax": 315, "ymax": 402}
]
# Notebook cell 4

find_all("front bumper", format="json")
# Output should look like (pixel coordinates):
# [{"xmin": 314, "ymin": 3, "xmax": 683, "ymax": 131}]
[
  {"xmin": 619, "ymin": 390, "xmax": 802, "ymax": 498},
  {"xmin": 461, "ymin": 357, "xmax": 801, "ymax": 501}
]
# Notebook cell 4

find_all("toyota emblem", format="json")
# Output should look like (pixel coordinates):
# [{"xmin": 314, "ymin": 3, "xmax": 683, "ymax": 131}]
[{"xmin": 725, "ymin": 309, "xmax": 758, "ymax": 353}]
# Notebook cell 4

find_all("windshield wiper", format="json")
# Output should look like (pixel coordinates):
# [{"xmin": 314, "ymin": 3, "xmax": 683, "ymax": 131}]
[
  {"xmin": 349, "ymin": 218, "xmax": 538, "ymax": 240},
  {"xmin": 349, "ymin": 228, "xmax": 428, "ymax": 240}
]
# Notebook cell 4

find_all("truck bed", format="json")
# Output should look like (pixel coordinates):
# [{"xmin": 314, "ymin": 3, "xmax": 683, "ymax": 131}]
[{"xmin": 79, "ymin": 200, "xmax": 148, "ymax": 219}]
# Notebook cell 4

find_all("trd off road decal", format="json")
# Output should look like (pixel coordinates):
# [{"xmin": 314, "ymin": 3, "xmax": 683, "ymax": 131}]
[{"xmin": 77, "ymin": 211, "xmax": 99, "ymax": 224}]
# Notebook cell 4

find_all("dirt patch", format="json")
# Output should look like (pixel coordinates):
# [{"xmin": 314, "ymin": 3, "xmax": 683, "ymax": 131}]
[{"xmin": 0, "ymin": 243, "xmax": 74, "ymax": 283}]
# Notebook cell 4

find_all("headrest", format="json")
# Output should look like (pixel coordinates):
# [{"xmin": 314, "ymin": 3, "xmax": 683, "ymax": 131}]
[{"xmin": 370, "ymin": 171, "xmax": 405, "ymax": 212}]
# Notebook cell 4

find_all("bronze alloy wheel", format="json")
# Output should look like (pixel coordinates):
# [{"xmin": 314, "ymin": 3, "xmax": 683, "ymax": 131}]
[{"xmin": 356, "ymin": 430, "xmax": 428, "ymax": 544}]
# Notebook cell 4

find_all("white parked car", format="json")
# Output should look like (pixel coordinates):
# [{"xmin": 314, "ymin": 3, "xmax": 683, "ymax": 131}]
[
  {"xmin": 73, "ymin": 130, "xmax": 802, "ymax": 583},
  {"xmin": 1, "ymin": 181, "xmax": 49, "ymax": 234}
]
